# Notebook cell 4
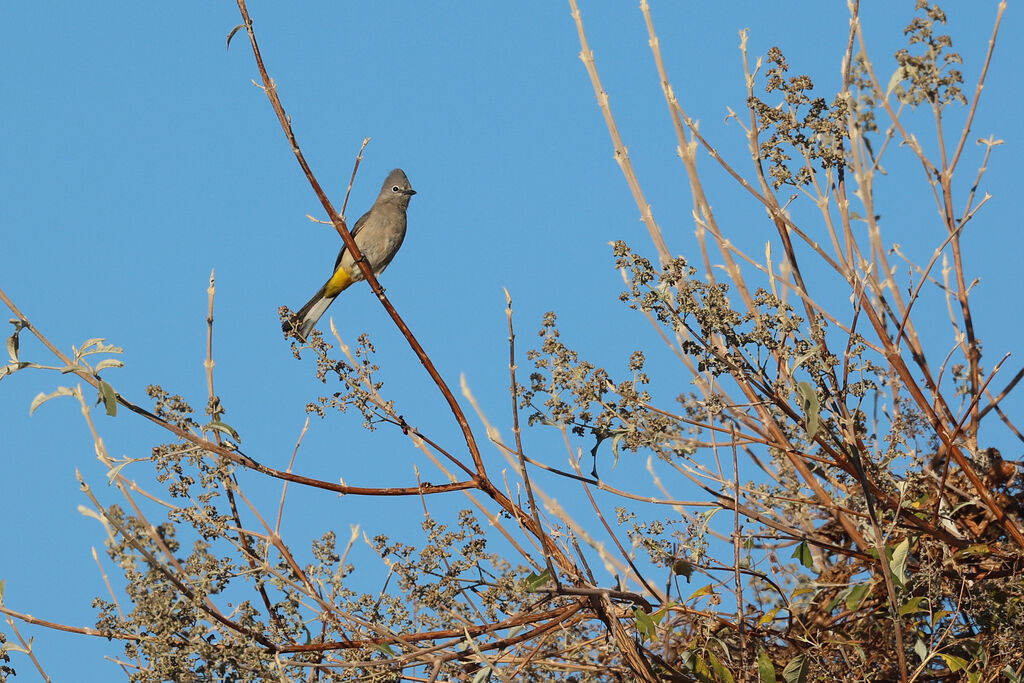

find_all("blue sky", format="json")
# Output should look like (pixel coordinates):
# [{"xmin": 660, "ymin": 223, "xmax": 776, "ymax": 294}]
[{"xmin": 2, "ymin": 2, "xmax": 1021, "ymax": 679}]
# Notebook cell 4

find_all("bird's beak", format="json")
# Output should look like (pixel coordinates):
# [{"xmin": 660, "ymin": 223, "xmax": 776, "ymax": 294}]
[{"xmin": 406, "ymin": 189, "xmax": 417, "ymax": 196}]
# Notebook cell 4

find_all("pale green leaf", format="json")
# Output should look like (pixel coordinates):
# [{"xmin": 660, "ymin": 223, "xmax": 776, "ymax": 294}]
[
  {"xmin": 611, "ymin": 431, "xmax": 624, "ymax": 468},
  {"xmin": 30, "ymin": 386, "xmax": 75, "ymax": 415},
  {"xmin": 914, "ymin": 638, "xmax": 928, "ymax": 664},
  {"xmin": 95, "ymin": 358, "xmax": 125, "ymax": 372},
  {"xmin": 105, "ymin": 461, "xmax": 132, "ymax": 481},
  {"xmin": 77, "ymin": 505, "xmax": 106, "ymax": 524},
  {"xmin": 6, "ymin": 330, "xmax": 18, "ymax": 362},
  {"xmin": 0, "ymin": 362, "xmax": 31, "ymax": 381},
  {"xmin": 885, "ymin": 67, "xmax": 903, "ymax": 99},
  {"xmin": 782, "ymin": 654, "xmax": 808, "ymax": 683},
  {"xmin": 78, "ymin": 338, "xmax": 122, "ymax": 356},
  {"xmin": 794, "ymin": 382, "xmax": 819, "ymax": 436},
  {"xmin": 890, "ymin": 538, "xmax": 910, "ymax": 587},
  {"xmin": 697, "ymin": 507, "xmax": 722, "ymax": 538}
]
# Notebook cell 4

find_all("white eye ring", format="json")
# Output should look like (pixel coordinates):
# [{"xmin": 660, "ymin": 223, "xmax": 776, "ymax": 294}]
[{"xmin": 392, "ymin": 185, "xmax": 400, "ymax": 192}]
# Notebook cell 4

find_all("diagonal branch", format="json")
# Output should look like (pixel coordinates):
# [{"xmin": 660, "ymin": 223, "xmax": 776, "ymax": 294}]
[{"xmin": 233, "ymin": 0, "xmax": 486, "ymax": 478}]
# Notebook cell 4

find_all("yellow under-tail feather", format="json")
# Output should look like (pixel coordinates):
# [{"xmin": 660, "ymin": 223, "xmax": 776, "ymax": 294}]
[
  {"xmin": 285, "ymin": 267, "xmax": 355, "ymax": 341},
  {"xmin": 324, "ymin": 267, "xmax": 354, "ymax": 297}
]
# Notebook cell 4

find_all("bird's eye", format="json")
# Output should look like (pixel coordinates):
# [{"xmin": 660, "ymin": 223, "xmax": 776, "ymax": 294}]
[{"xmin": 392, "ymin": 185, "xmax": 400, "ymax": 192}]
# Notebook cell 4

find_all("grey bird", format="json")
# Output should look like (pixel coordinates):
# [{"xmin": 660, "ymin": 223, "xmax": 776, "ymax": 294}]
[{"xmin": 284, "ymin": 168, "xmax": 416, "ymax": 341}]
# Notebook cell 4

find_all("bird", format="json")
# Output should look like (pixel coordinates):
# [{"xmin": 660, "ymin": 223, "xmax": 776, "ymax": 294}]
[{"xmin": 284, "ymin": 168, "xmax": 416, "ymax": 341}]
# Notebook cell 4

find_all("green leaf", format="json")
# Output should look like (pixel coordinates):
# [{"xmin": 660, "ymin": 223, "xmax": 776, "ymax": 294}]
[
  {"xmin": 899, "ymin": 596, "xmax": 928, "ymax": 616},
  {"xmin": 790, "ymin": 586, "xmax": 814, "ymax": 599},
  {"xmin": 794, "ymin": 381, "xmax": 819, "ymax": 436},
  {"xmin": 226, "ymin": 23, "xmax": 245, "ymax": 50},
  {"xmin": 372, "ymin": 642, "xmax": 395, "ymax": 657},
  {"xmin": 525, "ymin": 569, "xmax": 551, "ymax": 592},
  {"xmin": 206, "ymin": 420, "xmax": 240, "ymax": 441},
  {"xmin": 940, "ymin": 653, "xmax": 968, "ymax": 672},
  {"xmin": 844, "ymin": 583, "xmax": 871, "ymax": 610},
  {"xmin": 635, "ymin": 607, "xmax": 657, "ymax": 643},
  {"xmin": 791, "ymin": 540, "xmax": 814, "ymax": 569},
  {"xmin": 890, "ymin": 538, "xmax": 910, "ymax": 587},
  {"xmin": 705, "ymin": 649, "xmax": 735, "ymax": 683},
  {"xmin": 956, "ymin": 544, "xmax": 991, "ymax": 559},
  {"xmin": 757, "ymin": 649, "xmax": 777, "ymax": 683},
  {"xmin": 30, "ymin": 386, "xmax": 75, "ymax": 415},
  {"xmin": 790, "ymin": 346, "xmax": 819, "ymax": 373},
  {"xmin": 649, "ymin": 604, "xmax": 671, "ymax": 625},
  {"xmin": 782, "ymin": 654, "xmax": 808, "ymax": 683},
  {"xmin": 1002, "ymin": 665, "xmax": 1021, "ymax": 683},
  {"xmin": 99, "ymin": 380, "xmax": 118, "ymax": 417},
  {"xmin": 687, "ymin": 584, "xmax": 715, "ymax": 600}
]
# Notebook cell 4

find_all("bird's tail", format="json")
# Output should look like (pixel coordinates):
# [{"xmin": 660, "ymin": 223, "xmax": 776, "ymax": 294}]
[{"xmin": 284, "ymin": 285, "xmax": 337, "ymax": 342}]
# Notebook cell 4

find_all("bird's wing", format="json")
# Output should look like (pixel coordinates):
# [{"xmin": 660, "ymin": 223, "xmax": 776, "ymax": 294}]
[{"xmin": 333, "ymin": 210, "xmax": 372, "ymax": 270}]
